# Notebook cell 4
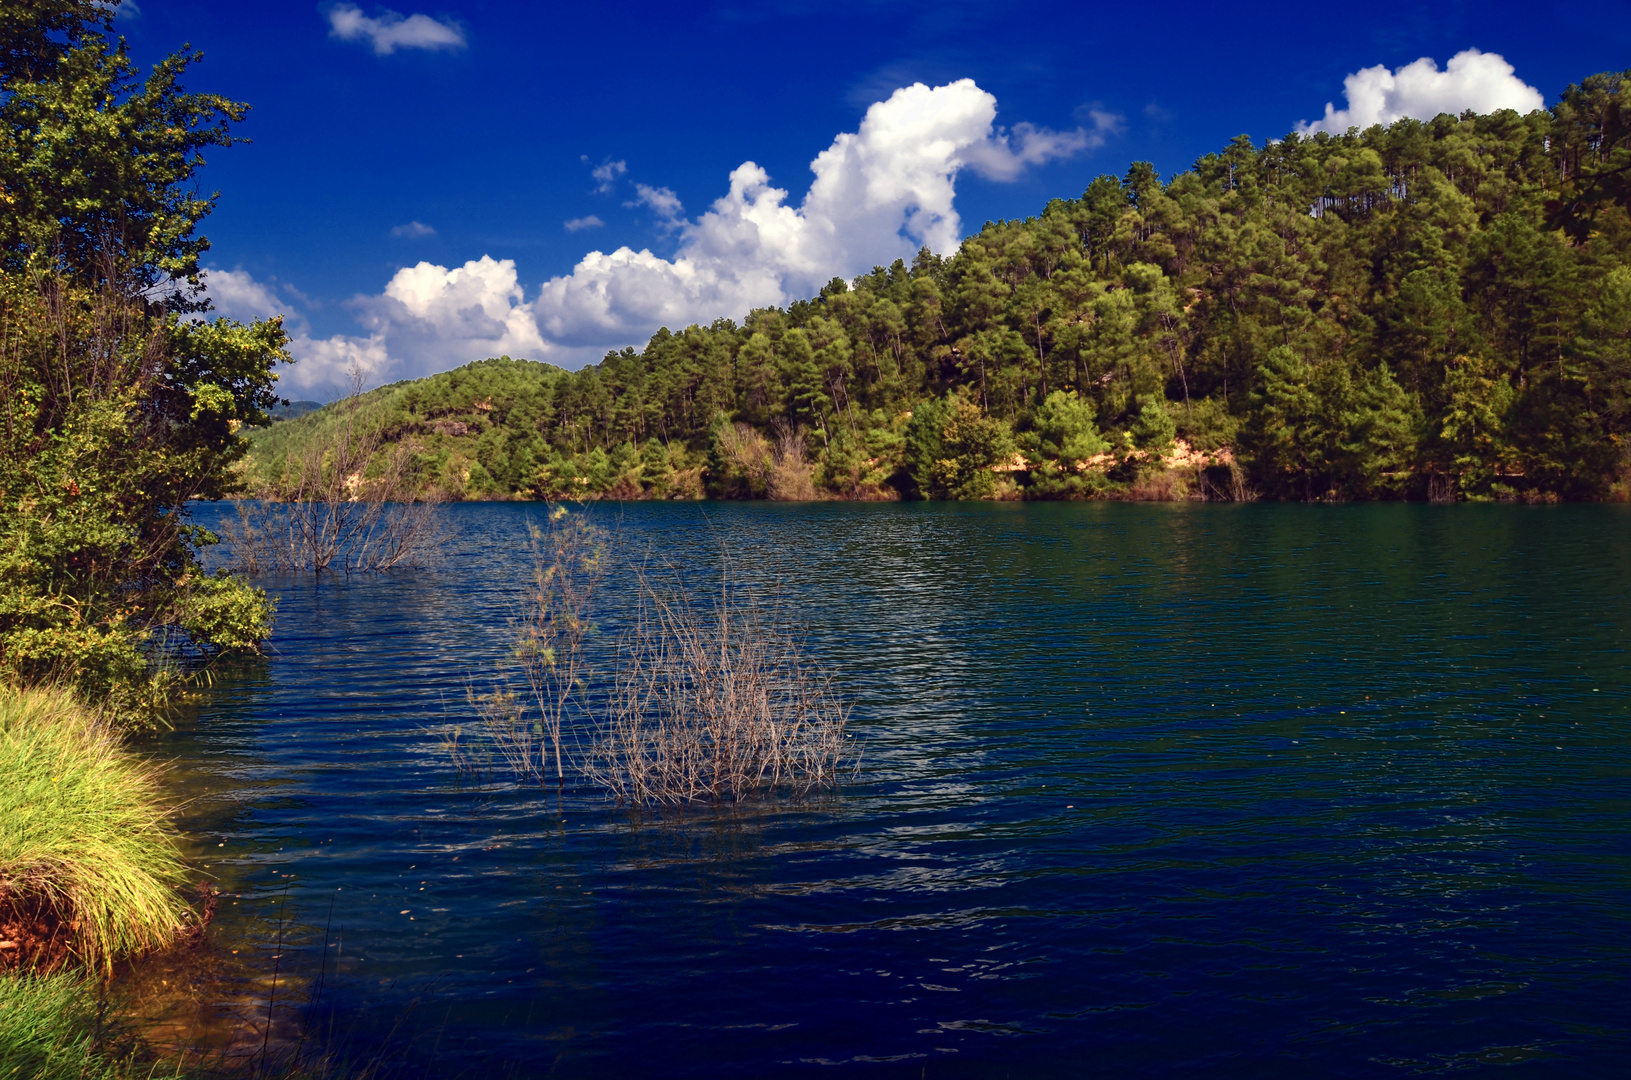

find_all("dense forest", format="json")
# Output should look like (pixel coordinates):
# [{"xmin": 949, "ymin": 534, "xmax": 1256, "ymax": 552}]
[{"xmin": 251, "ymin": 70, "xmax": 1631, "ymax": 502}]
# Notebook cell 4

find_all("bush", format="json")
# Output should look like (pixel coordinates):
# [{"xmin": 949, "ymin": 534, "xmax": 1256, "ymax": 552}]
[{"xmin": 585, "ymin": 568, "xmax": 852, "ymax": 807}]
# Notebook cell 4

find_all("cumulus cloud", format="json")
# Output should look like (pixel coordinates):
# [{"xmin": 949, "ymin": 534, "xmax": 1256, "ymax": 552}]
[
  {"xmin": 589, "ymin": 158, "xmax": 627, "ymax": 193},
  {"xmin": 205, "ymin": 260, "xmax": 545, "ymax": 398},
  {"xmin": 564, "ymin": 215, "xmax": 604, "ymax": 232},
  {"xmin": 205, "ymin": 268, "xmax": 290, "ymax": 325},
  {"xmin": 214, "ymin": 78, "xmax": 1096, "ymax": 392},
  {"xmin": 203, "ymin": 269, "xmax": 378, "ymax": 398},
  {"xmin": 534, "ymin": 78, "xmax": 1089, "ymax": 350},
  {"xmin": 327, "ymin": 4, "xmax": 466, "ymax": 56},
  {"xmin": 390, "ymin": 220, "xmax": 436, "ymax": 238},
  {"xmin": 1298, "ymin": 48, "xmax": 1544, "ymax": 134}
]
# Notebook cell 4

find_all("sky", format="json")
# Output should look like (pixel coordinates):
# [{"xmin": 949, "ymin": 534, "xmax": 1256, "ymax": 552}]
[{"xmin": 107, "ymin": 0, "xmax": 1631, "ymax": 398}]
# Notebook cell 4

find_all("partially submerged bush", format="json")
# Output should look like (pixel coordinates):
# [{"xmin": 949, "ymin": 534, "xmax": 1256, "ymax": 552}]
[
  {"xmin": 226, "ymin": 387, "xmax": 452, "ymax": 575},
  {"xmin": 456, "ymin": 525, "xmax": 855, "ymax": 807},
  {"xmin": 464, "ymin": 507, "xmax": 607, "ymax": 784},
  {"xmin": 584, "ymin": 570, "xmax": 852, "ymax": 807},
  {"xmin": 0, "ymin": 688, "xmax": 189, "ymax": 975}
]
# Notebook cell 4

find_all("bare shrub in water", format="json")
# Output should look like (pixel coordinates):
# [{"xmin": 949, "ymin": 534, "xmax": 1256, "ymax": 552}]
[
  {"xmin": 223, "ymin": 376, "xmax": 452, "ymax": 574},
  {"xmin": 463, "ymin": 506, "xmax": 606, "ymax": 784},
  {"xmin": 583, "ymin": 567, "xmax": 851, "ymax": 807}
]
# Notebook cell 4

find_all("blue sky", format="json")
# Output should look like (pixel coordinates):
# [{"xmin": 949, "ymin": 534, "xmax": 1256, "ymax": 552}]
[{"xmin": 112, "ymin": 1, "xmax": 1631, "ymax": 395}]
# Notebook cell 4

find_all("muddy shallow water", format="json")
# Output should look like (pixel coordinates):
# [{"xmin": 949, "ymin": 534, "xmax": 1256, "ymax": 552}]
[{"xmin": 137, "ymin": 502, "xmax": 1631, "ymax": 1077}]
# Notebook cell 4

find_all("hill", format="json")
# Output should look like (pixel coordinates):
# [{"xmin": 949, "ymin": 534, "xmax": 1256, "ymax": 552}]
[{"xmin": 245, "ymin": 71, "xmax": 1631, "ymax": 502}]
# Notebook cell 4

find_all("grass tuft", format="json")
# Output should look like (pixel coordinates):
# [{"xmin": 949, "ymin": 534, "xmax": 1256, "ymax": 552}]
[
  {"xmin": 0, "ymin": 687, "xmax": 190, "ymax": 976},
  {"xmin": 0, "ymin": 970, "xmax": 132, "ymax": 1079}
]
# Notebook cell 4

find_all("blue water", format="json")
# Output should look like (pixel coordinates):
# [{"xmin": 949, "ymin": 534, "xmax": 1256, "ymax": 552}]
[{"xmin": 161, "ymin": 503, "xmax": 1630, "ymax": 1077}]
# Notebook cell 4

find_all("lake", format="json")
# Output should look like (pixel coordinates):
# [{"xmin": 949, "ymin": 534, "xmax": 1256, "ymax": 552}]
[{"xmin": 153, "ymin": 502, "xmax": 1630, "ymax": 1077}]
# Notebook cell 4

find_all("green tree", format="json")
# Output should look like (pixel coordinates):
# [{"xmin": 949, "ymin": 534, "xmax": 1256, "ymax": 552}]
[
  {"xmin": 0, "ymin": 4, "xmax": 279, "ymax": 723},
  {"xmin": 929, "ymin": 391, "xmax": 1014, "ymax": 500},
  {"xmin": 1020, "ymin": 389, "xmax": 1110, "ymax": 498}
]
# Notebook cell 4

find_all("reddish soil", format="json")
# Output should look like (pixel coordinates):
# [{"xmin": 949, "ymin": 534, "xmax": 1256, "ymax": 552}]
[
  {"xmin": 0, "ymin": 889, "xmax": 75, "ymax": 973},
  {"xmin": 0, "ymin": 879, "xmax": 219, "ymax": 974}
]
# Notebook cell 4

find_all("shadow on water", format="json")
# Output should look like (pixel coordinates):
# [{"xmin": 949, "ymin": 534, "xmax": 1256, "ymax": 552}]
[{"xmin": 120, "ymin": 501, "xmax": 1631, "ymax": 1077}]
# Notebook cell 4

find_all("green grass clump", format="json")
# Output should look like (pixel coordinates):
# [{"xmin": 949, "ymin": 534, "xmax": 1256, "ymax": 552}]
[
  {"xmin": 0, "ymin": 687, "xmax": 189, "ymax": 975},
  {"xmin": 0, "ymin": 970, "xmax": 137, "ymax": 1079}
]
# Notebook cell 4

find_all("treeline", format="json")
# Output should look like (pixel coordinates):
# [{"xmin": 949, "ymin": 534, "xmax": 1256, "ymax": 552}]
[{"xmin": 254, "ymin": 70, "xmax": 1631, "ymax": 502}]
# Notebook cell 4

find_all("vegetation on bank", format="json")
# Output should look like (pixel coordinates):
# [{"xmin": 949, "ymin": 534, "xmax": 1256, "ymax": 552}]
[
  {"xmin": 247, "ymin": 69, "xmax": 1631, "ymax": 503},
  {"xmin": 0, "ymin": 1, "xmax": 280, "ymax": 1067},
  {"xmin": 0, "ymin": 688, "xmax": 190, "ymax": 977},
  {"xmin": 0, "ymin": 1, "xmax": 282, "ymax": 723},
  {"xmin": 0, "ymin": 971, "xmax": 150, "ymax": 1080}
]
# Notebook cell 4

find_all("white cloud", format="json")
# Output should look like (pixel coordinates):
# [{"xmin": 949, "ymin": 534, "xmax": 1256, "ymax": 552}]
[
  {"xmin": 205, "ymin": 259, "xmax": 546, "ymax": 399},
  {"xmin": 327, "ymin": 4, "xmax": 466, "ymax": 56},
  {"xmin": 534, "ymin": 78, "xmax": 1089, "ymax": 349},
  {"xmin": 279, "ymin": 333, "xmax": 392, "ymax": 399},
  {"xmin": 564, "ymin": 215, "xmax": 605, "ymax": 232},
  {"xmin": 390, "ymin": 220, "xmax": 436, "ymax": 238},
  {"xmin": 212, "ymin": 78, "xmax": 1096, "ymax": 391},
  {"xmin": 204, "ymin": 269, "xmax": 382, "ymax": 399},
  {"xmin": 629, "ymin": 184, "xmax": 685, "ymax": 229},
  {"xmin": 1298, "ymin": 48, "xmax": 1544, "ymax": 135},
  {"xmin": 205, "ymin": 268, "xmax": 290, "ymax": 325},
  {"xmin": 103, "ymin": 0, "xmax": 141, "ymax": 20},
  {"xmin": 590, "ymin": 158, "xmax": 627, "ymax": 193}
]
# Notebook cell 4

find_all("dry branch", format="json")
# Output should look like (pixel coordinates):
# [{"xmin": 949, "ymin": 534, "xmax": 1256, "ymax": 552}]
[
  {"xmin": 583, "ymin": 565, "xmax": 851, "ymax": 807},
  {"xmin": 223, "ymin": 377, "xmax": 452, "ymax": 574}
]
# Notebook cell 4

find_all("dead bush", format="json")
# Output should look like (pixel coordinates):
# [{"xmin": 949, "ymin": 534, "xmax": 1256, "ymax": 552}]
[
  {"xmin": 583, "ymin": 566, "xmax": 851, "ymax": 807},
  {"xmin": 224, "ymin": 380, "xmax": 452, "ymax": 574},
  {"xmin": 767, "ymin": 425, "xmax": 818, "ymax": 501}
]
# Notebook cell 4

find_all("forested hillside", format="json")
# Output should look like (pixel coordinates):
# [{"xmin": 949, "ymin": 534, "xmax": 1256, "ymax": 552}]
[{"xmin": 251, "ymin": 70, "xmax": 1631, "ymax": 502}]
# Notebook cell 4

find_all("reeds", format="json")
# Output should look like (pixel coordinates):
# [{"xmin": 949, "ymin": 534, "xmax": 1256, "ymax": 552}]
[
  {"xmin": 582, "ymin": 566, "xmax": 851, "ymax": 807},
  {"xmin": 0, "ymin": 687, "xmax": 190, "ymax": 976}
]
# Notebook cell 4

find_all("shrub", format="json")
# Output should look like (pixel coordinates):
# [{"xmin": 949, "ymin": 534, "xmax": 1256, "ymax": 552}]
[{"xmin": 584, "ymin": 569, "xmax": 852, "ymax": 807}]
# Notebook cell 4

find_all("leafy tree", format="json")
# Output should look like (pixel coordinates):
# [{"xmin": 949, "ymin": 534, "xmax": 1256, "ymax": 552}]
[
  {"xmin": 1020, "ymin": 390, "xmax": 1110, "ymax": 498},
  {"xmin": 1130, "ymin": 396, "xmax": 1178, "ymax": 453},
  {"xmin": 0, "ymin": 3, "xmax": 280, "ymax": 723},
  {"xmin": 929, "ymin": 391, "xmax": 1014, "ymax": 500}
]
